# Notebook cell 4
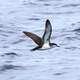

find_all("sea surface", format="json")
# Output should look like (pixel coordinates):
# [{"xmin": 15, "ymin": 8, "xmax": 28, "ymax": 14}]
[{"xmin": 0, "ymin": 0, "xmax": 80, "ymax": 80}]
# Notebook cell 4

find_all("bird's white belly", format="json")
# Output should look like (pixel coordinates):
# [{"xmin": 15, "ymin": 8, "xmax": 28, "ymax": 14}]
[{"xmin": 41, "ymin": 43, "xmax": 50, "ymax": 49}]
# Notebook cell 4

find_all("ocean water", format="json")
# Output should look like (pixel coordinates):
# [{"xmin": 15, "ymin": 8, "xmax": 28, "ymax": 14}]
[{"xmin": 0, "ymin": 0, "xmax": 80, "ymax": 80}]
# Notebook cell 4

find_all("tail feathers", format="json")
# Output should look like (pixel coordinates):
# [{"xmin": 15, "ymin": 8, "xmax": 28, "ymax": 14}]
[{"xmin": 31, "ymin": 46, "xmax": 41, "ymax": 51}]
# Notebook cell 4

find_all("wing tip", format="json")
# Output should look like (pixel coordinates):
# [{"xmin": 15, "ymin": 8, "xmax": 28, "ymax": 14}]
[
  {"xmin": 46, "ymin": 19, "xmax": 50, "ymax": 23},
  {"xmin": 23, "ymin": 31, "xmax": 30, "ymax": 35},
  {"xmin": 45, "ymin": 19, "xmax": 51, "ymax": 27}
]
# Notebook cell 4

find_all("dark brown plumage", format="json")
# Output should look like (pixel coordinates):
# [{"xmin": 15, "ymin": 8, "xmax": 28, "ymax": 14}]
[{"xmin": 23, "ymin": 31, "xmax": 43, "ymax": 47}]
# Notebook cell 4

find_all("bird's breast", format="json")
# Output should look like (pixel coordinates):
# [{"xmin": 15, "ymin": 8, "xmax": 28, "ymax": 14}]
[{"xmin": 41, "ymin": 43, "xmax": 50, "ymax": 49}]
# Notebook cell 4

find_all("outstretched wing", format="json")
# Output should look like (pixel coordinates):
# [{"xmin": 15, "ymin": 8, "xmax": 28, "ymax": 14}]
[
  {"xmin": 23, "ymin": 31, "xmax": 43, "ymax": 47},
  {"xmin": 42, "ymin": 19, "xmax": 52, "ymax": 43}
]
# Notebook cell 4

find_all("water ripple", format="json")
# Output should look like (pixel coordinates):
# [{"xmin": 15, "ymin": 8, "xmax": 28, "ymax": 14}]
[
  {"xmin": 38, "ymin": 0, "xmax": 53, "ymax": 2},
  {"xmin": 65, "ymin": 46, "xmax": 80, "ymax": 50},
  {"xmin": 62, "ymin": 4, "xmax": 80, "ymax": 8},
  {"xmin": 27, "ymin": 17, "xmax": 40, "ymax": 21},
  {"xmin": 38, "ymin": 11, "xmax": 75, "ymax": 15},
  {"xmin": 53, "ymin": 72, "xmax": 67, "ymax": 76},
  {"xmin": 23, "ymin": 1, "xmax": 37, "ymax": 6},
  {"xmin": 0, "ymin": 52, "xmax": 18, "ymax": 57},
  {"xmin": 12, "ymin": 39, "xmax": 25, "ymax": 44},
  {"xmin": 65, "ymin": 36, "xmax": 78, "ymax": 40},
  {"xmin": 73, "ymin": 28, "xmax": 80, "ymax": 32},
  {"xmin": 0, "ymin": 64, "xmax": 23, "ymax": 72}
]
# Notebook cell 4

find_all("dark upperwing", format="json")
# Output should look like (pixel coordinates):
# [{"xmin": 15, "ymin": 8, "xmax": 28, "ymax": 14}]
[{"xmin": 23, "ymin": 31, "xmax": 43, "ymax": 47}]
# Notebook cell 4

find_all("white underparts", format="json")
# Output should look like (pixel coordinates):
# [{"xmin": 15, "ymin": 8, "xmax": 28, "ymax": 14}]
[{"xmin": 42, "ymin": 42, "xmax": 50, "ymax": 49}]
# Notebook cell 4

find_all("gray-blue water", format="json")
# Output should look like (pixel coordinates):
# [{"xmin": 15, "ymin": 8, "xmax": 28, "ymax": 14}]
[{"xmin": 0, "ymin": 0, "xmax": 80, "ymax": 80}]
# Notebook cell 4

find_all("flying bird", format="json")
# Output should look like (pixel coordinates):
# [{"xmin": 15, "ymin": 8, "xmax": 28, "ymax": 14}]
[{"xmin": 23, "ymin": 19, "xmax": 59, "ymax": 51}]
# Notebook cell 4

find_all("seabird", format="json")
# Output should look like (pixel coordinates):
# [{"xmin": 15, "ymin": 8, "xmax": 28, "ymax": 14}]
[{"xmin": 23, "ymin": 19, "xmax": 59, "ymax": 51}]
